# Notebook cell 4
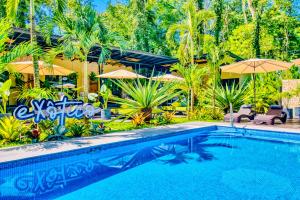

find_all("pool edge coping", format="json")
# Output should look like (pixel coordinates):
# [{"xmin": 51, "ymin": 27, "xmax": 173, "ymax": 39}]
[{"xmin": 0, "ymin": 121, "xmax": 300, "ymax": 169}]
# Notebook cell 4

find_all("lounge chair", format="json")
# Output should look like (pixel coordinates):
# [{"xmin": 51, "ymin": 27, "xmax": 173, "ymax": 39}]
[
  {"xmin": 253, "ymin": 105, "xmax": 287, "ymax": 125},
  {"xmin": 224, "ymin": 105, "xmax": 255, "ymax": 123}
]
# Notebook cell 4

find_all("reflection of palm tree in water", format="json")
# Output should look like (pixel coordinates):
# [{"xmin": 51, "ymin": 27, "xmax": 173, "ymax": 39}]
[{"xmin": 107, "ymin": 134, "xmax": 234, "ymax": 168}]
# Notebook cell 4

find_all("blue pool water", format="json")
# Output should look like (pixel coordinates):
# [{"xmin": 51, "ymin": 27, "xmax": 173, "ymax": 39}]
[{"xmin": 1, "ymin": 126, "xmax": 300, "ymax": 199}]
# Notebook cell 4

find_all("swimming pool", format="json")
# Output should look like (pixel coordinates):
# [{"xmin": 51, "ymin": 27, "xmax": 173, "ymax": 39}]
[{"xmin": 1, "ymin": 126, "xmax": 300, "ymax": 200}]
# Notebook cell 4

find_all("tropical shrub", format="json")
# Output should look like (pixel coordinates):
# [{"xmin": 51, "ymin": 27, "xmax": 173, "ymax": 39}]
[
  {"xmin": 69, "ymin": 123, "xmax": 88, "ymax": 137},
  {"xmin": 0, "ymin": 117, "xmax": 29, "ymax": 144},
  {"xmin": 112, "ymin": 78, "xmax": 181, "ymax": 122},
  {"xmin": 18, "ymin": 87, "xmax": 57, "ymax": 104},
  {"xmin": 246, "ymin": 73, "xmax": 281, "ymax": 113},
  {"xmin": 152, "ymin": 111, "xmax": 176, "ymax": 125},
  {"xmin": 89, "ymin": 122, "xmax": 105, "ymax": 135},
  {"xmin": 208, "ymin": 82, "xmax": 249, "ymax": 113},
  {"xmin": 47, "ymin": 125, "xmax": 68, "ymax": 141},
  {"xmin": 99, "ymin": 84, "xmax": 112, "ymax": 109},
  {"xmin": 132, "ymin": 113, "xmax": 146, "ymax": 127},
  {"xmin": 0, "ymin": 79, "xmax": 12, "ymax": 113},
  {"xmin": 189, "ymin": 107, "xmax": 224, "ymax": 121}
]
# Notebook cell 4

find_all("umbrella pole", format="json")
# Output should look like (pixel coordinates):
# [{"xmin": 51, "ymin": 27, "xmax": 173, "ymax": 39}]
[{"xmin": 253, "ymin": 73, "xmax": 256, "ymax": 111}]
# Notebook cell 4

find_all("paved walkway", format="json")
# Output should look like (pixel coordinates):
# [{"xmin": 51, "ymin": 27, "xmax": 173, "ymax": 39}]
[{"xmin": 0, "ymin": 121, "xmax": 300, "ymax": 163}]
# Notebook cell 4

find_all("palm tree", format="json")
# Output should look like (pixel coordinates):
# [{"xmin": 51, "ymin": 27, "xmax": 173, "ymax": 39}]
[
  {"xmin": 171, "ymin": 64, "xmax": 208, "ymax": 114},
  {"xmin": 0, "ymin": 19, "xmax": 35, "ymax": 72},
  {"xmin": 166, "ymin": 0, "xmax": 215, "ymax": 65},
  {"xmin": 51, "ymin": 5, "xmax": 114, "ymax": 100},
  {"xmin": 6, "ymin": 0, "xmax": 67, "ymax": 88},
  {"xmin": 111, "ymin": 78, "xmax": 181, "ymax": 122},
  {"xmin": 207, "ymin": 46, "xmax": 224, "ymax": 114}
]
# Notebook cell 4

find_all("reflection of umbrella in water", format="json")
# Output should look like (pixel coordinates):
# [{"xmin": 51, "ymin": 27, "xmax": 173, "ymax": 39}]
[
  {"xmin": 9, "ymin": 61, "xmax": 74, "ymax": 75},
  {"xmin": 96, "ymin": 69, "xmax": 146, "ymax": 79},
  {"xmin": 221, "ymin": 58, "xmax": 293, "ymax": 108}
]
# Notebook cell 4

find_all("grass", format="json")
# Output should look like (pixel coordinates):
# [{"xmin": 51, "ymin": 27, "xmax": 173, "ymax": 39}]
[{"xmin": 91, "ymin": 116, "xmax": 191, "ymax": 133}]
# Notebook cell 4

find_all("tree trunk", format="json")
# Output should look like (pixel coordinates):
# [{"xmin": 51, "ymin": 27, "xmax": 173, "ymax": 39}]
[
  {"xmin": 83, "ymin": 59, "xmax": 89, "ymax": 100},
  {"xmin": 214, "ymin": 0, "xmax": 223, "ymax": 46},
  {"xmin": 190, "ymin": 88, "xmax": 194, "ymax": 112},
  {"xmin": 253, "ymin": 14, "xmax": 261, "ymax": 58},
  {"xmin": 247, "ymin": 0, "xmax": 256, "ymax": 21},
  {"xmin": 142, "ymin": 108, "xmax": 152, "ymax": 123},
  {"xmin": 213, "ymin": 64, "xmax": 216, "ymax": 115},
  {"xmin": 242, "ymin": 0, "xmax": 248, "ymax": 24},
  {"xmin": 30, "ymin": 0, "xmax": 40, "ymax": 88},
  {"xmin": 196, "ymin": 0, "xmax": 204, "ymax": 56}
]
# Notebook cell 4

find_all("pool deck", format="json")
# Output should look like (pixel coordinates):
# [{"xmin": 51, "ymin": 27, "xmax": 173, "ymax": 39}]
[{"xmin": 0, "ymin": 121, "xmax": 300, "ymax": 164}]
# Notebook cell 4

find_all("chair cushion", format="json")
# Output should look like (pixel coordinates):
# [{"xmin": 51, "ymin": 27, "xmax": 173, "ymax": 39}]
[{"xmin": 269, "ymin": 105, "xmax": 283, "ymax": 110}]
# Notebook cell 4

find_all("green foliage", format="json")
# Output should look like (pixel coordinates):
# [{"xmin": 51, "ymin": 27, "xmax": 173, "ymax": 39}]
[
  {"xmin": 189, "ymin": 107, "xmax": 224, "ymax": 121},
  {"xmin": 0, "ymin": 80, "xmax": 12, "ymax": 113},
  {"xmin": 68, "ymin": 123, "xmax": 87, "ymax": 137},
  {"xmin": 89, "ymin": 122, "xmax": 105, "ymax": 135},
  {"xmin": 0, "ymin": 117, "xmax": 29, "ymax": 144},
  {"xmin": 171, "ymin": 63, "xmax": 208, "ymax": 112},
  {"xmin": 47, "ymin": 125, "xmax": 68, "ymax": 141},
  {"xmin": 0, "ymin": 19, "xmax": 36, "ymax": 72},
  {"xmin": 208, "ymin": 82, "xmax": 249, "ymax": 113},
  {"xmin": 111, "ymin": 78, "xmax": 181, "ymax": 121},
  {"xmin": 245, "ymin": 73, "xmax": 281, "ymax": 113},
  {"xmin": 99, "ymin": 84, "xmax": 112, "ymax": 109},
  {"xmin": 152, "ymin": 111, "xmax": 176, "ymax": 125},
  {"xmin": 225, "ymin": 24, "xmax": 274, "ymax": 59},
  {"xmin": 89, "ymin": 72, "xmax": 97, "ymax": 82},
  {"xmin": 131, "ymin": 113, "xmax": 146, "ymax": 127},
  {"xmin": 38, "ymin": 120, "xmax": 56, "ymax": 141},
  {"xmin": 18, "ymin": 87, "xmax": 57, "ymax": 104},
  {"xmin": 166, "ymin": 0, "xmax": 215, "ymax": 64}
]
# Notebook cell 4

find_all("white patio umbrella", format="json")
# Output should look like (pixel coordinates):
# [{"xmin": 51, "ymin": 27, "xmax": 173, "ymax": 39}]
[{"xmin": 221, "ymin": 58, "xmax": 293, "ymax": 107}]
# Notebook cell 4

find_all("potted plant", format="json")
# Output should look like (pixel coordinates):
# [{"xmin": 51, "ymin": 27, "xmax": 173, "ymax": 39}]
[
  {"xmin": 99, "ymin": 84, "xmax": 112, "ymax": 120},
  {"xmin": 280, "ymin": 91, "xmax": 294, "ymax": 119},
  {"xmin": 0, "ymin": 80, "xmax": 12, "ymax": 118}
]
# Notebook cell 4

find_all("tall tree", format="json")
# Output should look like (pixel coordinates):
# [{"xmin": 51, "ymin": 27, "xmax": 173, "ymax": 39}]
[
  {"xmin": 166, "ymin": 0, "xmax": 215, "ymax": 65},
  {"xmin": 213, "ymin": 0, "xmax": 224, "ymax": 46},
  {"xmin": 51, "ymin": 4, "xmax": 115, "ymax": 99},
  {"xmin": 6, "ymin": 0, "xmax": 67, "ymax": 88}
]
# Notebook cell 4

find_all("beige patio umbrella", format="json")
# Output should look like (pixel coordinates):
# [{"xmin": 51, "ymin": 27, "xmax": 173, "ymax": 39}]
[
  {"xmin": 96, "ymin": 69, "xmax": 146, "ymax": 79},
  {"xmin": 9, "ymin": 61, "xmax": 74, "ymax": 76},
  {"xmin": 55, "ymin": 83, "xmax": 76, "ymax": 89},
  {"xmin": 292, "ymin": 58, "xmax": 300, "ymax": 66},
  {"xmin": 151, "ymin": 74, "xmax": 184, "ymax": 82},
  {"xmin": 221, "ymin": 58, "xmax": 293, "ymax": 107}
]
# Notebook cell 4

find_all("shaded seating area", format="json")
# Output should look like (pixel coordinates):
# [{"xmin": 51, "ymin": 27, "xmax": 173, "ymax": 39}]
[
  {"xmin": 224, "ymin": 105, "xmax": 255, "ymax": 123},
  {"xmin": 253, "ymin": 105, "xmax": 287, "ymax": 125}
]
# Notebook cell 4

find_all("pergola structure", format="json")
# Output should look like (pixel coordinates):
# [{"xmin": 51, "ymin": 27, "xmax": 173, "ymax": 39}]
[{"xmin": 9, "ymin": 28, "xmax": 178, "ymax": 70}]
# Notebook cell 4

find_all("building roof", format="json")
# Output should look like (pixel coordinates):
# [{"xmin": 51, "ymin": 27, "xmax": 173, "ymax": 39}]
[{"xmin": 10, "ymin": 28, "xmax": 178, "ymax": 67}]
